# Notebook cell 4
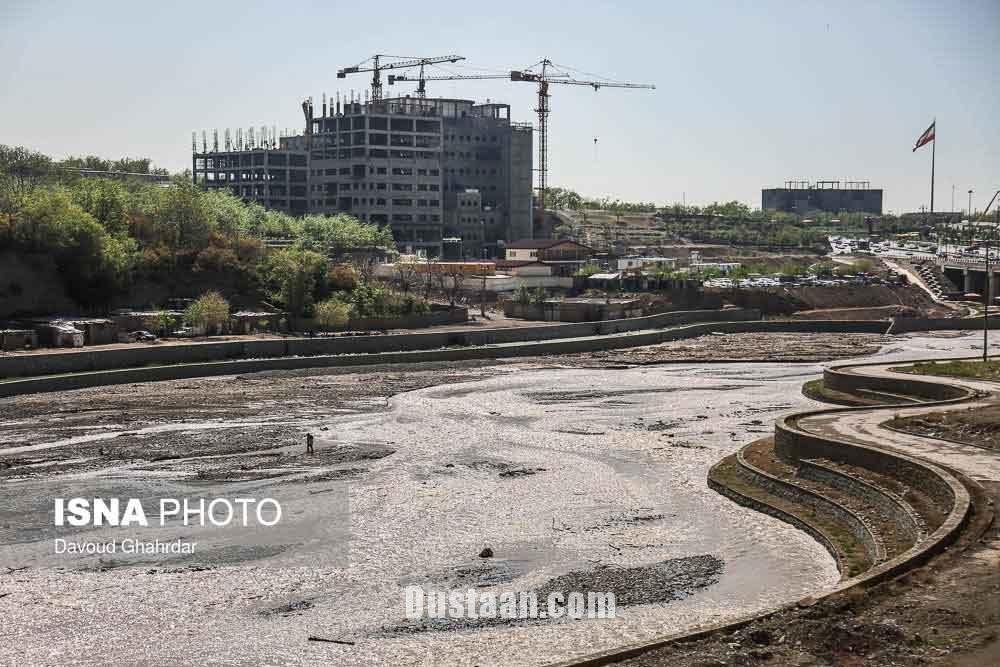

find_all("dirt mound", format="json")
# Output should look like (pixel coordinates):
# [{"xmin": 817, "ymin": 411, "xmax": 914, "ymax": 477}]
[{"xmin": 726, "ymin": 284, "xmax": 954, "ymax": 318}]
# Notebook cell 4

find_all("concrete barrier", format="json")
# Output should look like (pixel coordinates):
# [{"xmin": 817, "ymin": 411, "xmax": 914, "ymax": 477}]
[{"xmin": 822, "ymin": 362, "xmax": 974, "ymax": 402}]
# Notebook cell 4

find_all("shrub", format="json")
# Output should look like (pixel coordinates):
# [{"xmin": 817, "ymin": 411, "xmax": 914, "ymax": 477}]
[
  {"xmin": 184, "ymin": 291, "xmax": 230, "ymax": 334},
  {"xmin": 142, "ymin": 310, "xmax": 176, "ymax": 336},
  {"xmin": 328, "ymin": 264, "xmax": 359, "ymax": 291},
  {"xmin": 514, "ymin": 285, "xmax": 532, "ymax": 305},
  {"xmin": 314, "ymin": 298, "xmax": 351, "ymax": 330}
]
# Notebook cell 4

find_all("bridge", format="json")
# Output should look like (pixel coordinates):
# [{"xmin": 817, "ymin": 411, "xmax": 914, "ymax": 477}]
[{"xmin": 938, "ymin": 245, "xmax": 998, "ymax": 300}]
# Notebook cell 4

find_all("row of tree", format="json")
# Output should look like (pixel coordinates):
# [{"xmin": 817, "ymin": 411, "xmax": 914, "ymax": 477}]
[{"xmin": 0, "ymin": 145, "xmax": 396, "ymax": 315}]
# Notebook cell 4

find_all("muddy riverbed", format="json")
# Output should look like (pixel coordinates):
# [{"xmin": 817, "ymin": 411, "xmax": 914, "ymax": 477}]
[{"xmin": 0, "ymin": 332, "xmax": 990, "ymax": 665}]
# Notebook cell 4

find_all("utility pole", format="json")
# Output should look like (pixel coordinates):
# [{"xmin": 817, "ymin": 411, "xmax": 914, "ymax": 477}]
[
  {"xmin": 480, "ymin": 247, "xmax": 488, "ymax": 318},
  {"xmin": 986, "ymin": 208, "xmax": 998, "ymax": 362}
]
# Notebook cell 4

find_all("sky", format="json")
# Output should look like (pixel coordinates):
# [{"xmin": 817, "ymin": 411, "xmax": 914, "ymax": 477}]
[{"xmin": 2, "ymin": 0, "xmax": 997, "ymax": 214}]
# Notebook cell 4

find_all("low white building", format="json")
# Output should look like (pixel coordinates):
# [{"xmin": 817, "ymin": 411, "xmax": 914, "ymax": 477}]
[
  {"xmin": 617, "ymin": 256, "xmax": 677, "ymax": 272},
  {"xmin": 690, "ymin": 262, "xmax": 742, "ymax": 275}
]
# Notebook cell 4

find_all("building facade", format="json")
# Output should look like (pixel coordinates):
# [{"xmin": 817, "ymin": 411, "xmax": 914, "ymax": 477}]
[
  {"xmin": 762, "ymin": 180, "xmax": 883, "ymax": 215},
  {"xmin": 193, "ymin": 96, "xmax": 532, "ymax": 257},
  {"xmin": 503, "ymin": 239, "xmax": 595, "ymax": 276},
  {"xmin": 193, "ymin": 147, "xmax": 309, "ymax": 215}
]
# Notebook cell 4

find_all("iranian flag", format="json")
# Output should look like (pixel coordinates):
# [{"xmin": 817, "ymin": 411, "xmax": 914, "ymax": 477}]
[{"xmin": 913, "ymin": 121, "xmax": 935, "ymax": 152}]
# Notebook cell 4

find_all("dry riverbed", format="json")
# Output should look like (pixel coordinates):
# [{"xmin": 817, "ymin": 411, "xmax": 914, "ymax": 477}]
[{"xmin": 0, "ymin": 332, "xmax": 991, "ymax": 665}]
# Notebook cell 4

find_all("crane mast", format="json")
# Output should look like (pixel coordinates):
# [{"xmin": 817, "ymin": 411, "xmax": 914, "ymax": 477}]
[{"xmin": 510, "ymin": 59, "xmax": 655, "ymax": 214}]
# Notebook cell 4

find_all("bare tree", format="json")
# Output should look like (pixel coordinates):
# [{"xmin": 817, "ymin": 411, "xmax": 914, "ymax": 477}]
[
  {"xmin": 352, "ymin": 255, "xmax": 378, "ymax": 284},
  {"xmin": 394, "ymin": 260, "xmax": 420, "ymax": 294},
  {"xmin": 435, "ymin": 269, "xmax": 465, "ymax": 307}
]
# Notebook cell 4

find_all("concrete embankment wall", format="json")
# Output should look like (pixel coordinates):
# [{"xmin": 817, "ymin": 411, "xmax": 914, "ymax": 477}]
[
  {"xmin": 735, "ymin": 447, "xmax": 884, "ymax": 568},
  {"xmin": 888, "ymin": 314, "xmax": 1000, "ymax": 335},
  {"xmin": 822, "ymin": 363, "xmax": 972, "ymax": 402},
  {"xmin": 0, "ymin": 318, "xmax": 890, "ymax": 398},
  {"xmin": 0, "ymin": 308, "xmax": 762, "ymax": 380},
  {"xmin": 707, "ymin": 465, "xmax": 845, "ymax": 573},
  {"xmin": 775, "ymin": 416, "xmax": 959, "ymax": 513},
  {"xmin": 798, "ymin": 458, "xmax": 925, "ymax": 544}
]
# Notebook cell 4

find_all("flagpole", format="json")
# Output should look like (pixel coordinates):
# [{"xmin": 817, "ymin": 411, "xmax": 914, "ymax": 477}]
[{"xmin": 930, "ymin": 121, "xmax": 936, "ymax": 213}]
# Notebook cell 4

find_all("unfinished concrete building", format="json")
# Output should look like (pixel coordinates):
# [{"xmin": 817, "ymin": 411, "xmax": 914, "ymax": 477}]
[
  {"xmin": 193, "ymin": 95, "xmax": 532, "ymax": 257},
  {"xmin": 192, "ymin": 130, "xmax": 309, "ymax": 215}
]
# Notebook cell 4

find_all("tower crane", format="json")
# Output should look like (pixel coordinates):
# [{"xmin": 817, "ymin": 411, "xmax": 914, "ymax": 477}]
[
  {"xmin": 390, "ymin": 60, "xmax": 655, "ymax": 214},
  {"xmin": 511, "ymin": 60, "xmax": 654, "ymax": 212},
  {"xmin": 337, "ymin": 54, "xmax": 464, "ymax": 103}
]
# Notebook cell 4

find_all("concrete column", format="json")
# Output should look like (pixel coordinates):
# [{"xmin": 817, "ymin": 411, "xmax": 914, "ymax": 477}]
[
  {"xmin": 964, "ymin": 269, "xmax": 973, "ymax": 293},
  {"xmin": 990, "ymin": 269, "xmax": 998, "ymax": 303}
]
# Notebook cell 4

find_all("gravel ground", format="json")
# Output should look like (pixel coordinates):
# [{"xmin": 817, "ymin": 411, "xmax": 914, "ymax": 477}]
[
  {"xmin": 551, "ymin": 332, "xmax": 891, "ymax": 366},
  {"xmin": 890, "ymin": 403, "xmax": 1000, "ymax": 451}
]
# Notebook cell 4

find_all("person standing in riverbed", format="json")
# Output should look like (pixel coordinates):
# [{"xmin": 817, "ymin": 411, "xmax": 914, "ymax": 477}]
[{"xmin": 306, "ymin": 433, "xmax": 314, "ymax": 455}]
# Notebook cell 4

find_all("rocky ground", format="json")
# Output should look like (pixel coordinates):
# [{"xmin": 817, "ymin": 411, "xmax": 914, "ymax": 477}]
[
  {"xmin": 555, "ymin": 332, "xmax": 891, "ymax": 366},
  {"xmin": 0, "ymin": 363, "xmax": 504, "ymax": 480},
  {"xmin": 889, "ymin": 403, "xmax": 1000, "ymax": 452}
]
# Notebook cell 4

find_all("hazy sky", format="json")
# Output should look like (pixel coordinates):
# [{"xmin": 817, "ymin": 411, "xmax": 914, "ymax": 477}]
[{"xmin": 2, "ymin": 0, "xmax": 997, "ymax": 213}]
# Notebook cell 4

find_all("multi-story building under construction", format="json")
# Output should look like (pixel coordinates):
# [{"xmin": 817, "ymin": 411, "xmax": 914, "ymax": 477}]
[{"xmin": 192, "ymin": 95, "xmax": 533, "ymax": 257}]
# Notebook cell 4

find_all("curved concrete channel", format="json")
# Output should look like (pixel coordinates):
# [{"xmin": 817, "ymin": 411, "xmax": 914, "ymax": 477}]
[{"xmin": 554, "ymin": 338, "xmax": 999, "ymax": 666}]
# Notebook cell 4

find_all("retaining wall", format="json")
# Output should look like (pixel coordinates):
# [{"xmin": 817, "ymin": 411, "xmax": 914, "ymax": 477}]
[
  {"xmin": 888, "ymin": 314, "xmax": 1000, "ymax": 334},
  {"xmin": 775, "ymin": 417, "xmax": 958, "ymax": 513},
  {"xmin": 798, "ymin": 458, "xmax": 925, "ymax": 544},
  {"xmin": 0, "ymin": 318, "xmax": 910, "ymax": 398},
  {"xmin": 707, "ymin": 464, "xmax": 845, "ymax": 574},
  {"xmin": 0, "ymin": 307, "xmax": 761, "ymax": 380},
  {"xmin": 735, "ymin": 446, "xmax": 883, "ymax": 566},
  {"xmin": 822, "ymin": 364, "xmax": 972, "ymax": 402}
]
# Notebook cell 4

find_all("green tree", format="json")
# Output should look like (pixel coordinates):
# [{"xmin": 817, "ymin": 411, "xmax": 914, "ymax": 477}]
[
  {"xmin": 266, "ymin": 248, "xmax": 329, "ymax": 317},
  {"xmin": 184, "ymin": 291, "xmax": 230, "ymax": 334},
  {"xmin": 314, "ymin": 297, "xmax": 351, "ymax": 329},
  {"xmin": 0, "ymin": 145, "xmax": 54, "ymax": 207},
  {"xmin": 71, "ymin": 178, "xmax": 130, "ymax": 235}
]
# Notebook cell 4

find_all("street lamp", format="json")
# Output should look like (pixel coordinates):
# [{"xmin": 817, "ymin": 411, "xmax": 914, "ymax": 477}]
[
  {"xmin": 981, "ymin": 189, "xmax": 1000, "ymax": 362},
  {"xmin": 986, "ymin": 208, "xmax": 997, "ymax": 362}
]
